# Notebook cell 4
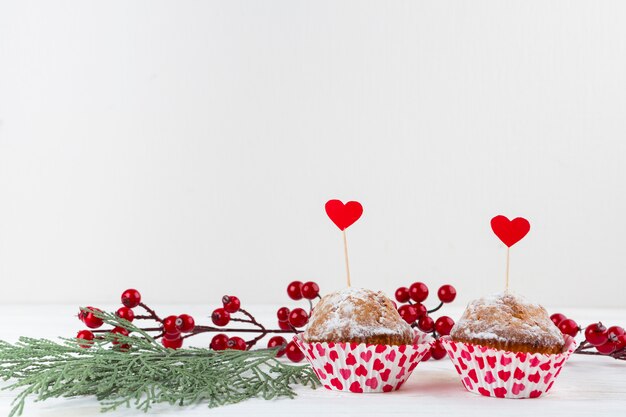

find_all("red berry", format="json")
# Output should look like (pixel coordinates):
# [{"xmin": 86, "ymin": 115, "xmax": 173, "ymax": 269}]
[
  {"xmin": 584, "ymin": 323, "xmax": 608, "ymax": 346},
  {"xmin": 409, "ymin": 282, "xmax": 429, "ymax": 303},
  {"xmin": 277, "ymin": 307, "xmax": 290, "ymax": 322},
  {"xmin": 162, "ymin": 336, "xmax": 183, "ymax": 349},
  {"xmin": 278, "ymin": 319, "xmax": 292, "ymax": 330},
  {"xmin": 285, "ymin": 341, "xmax": 304, "ymax": 362},
  {"xmin": 81, "ymin": 307, "xmax": 104, "ymax": 329},
  {"xmin": 607, "ymin": 326, "xmax": 625, "ymax": 340},
  {"xmin": 267, "ymin": 336, "xmax": 287, "ymax": 357},
  {"xmin": 211, "ymin": 308, "xmax": 231, "ymax": 326},
  {"xmin": 550, "ymin": 313, "xmax": 567, "ymax": 327},
  {"xmin": 413, "ymin": 303, "xmax": 427, "ymax": 319},
  {"xmin": 617, "ymin": 334, "xmax": 626, "ymax": 350},
  {"xmin": 110, "ymin": 326, "xmax": 130, "ymax": 345},
  {"xmin": 210, "ymin": 334, "xmax": 229, "ymax": 350},
  {"xmin": 301, "ymin": 281, "xmax": 320, "ymax": 299},
  {"xmin": 287, "ymin": 281, "xmax": 303, "ymax": 300},
  {"xmin": 121, "ymin": 289, "xmax": 141, "ymax": 308},
  {"xmin": 395, "ymin": 287, "xmax": 410, "ymax": 303},
  {"xmin": 398, "ymin": 304, "xmax": 418, "ymax": 324},
  {"xmin": 116, "ymin": 306, "xmax": 135, "ymax": 322},
  {"xmin": 175, "ymin": 314, "xmax": 195, "ymax": 333},
  {"xmin": 435, "ymin": 316, "xmax": 455, "ymax": 336},
  {"xmin": 418, "ymin": 315, "xmax": 435, "ymax": 333},
  {"xmin": 437, "ymin": 285, "xmax": 457, "ymax": 303},
  {"xmin": 76, "ymin": 330, "xmax": 94, "ymax": 348},
  {"xmin": 596, "ymin": 341, "xmax": 617, "ymax": 354},
  {"xmin": 163, "ymin": 330, "xmax": 181, "ymax": 340},
  {"xmin": 163, "ymin": 315, "xmax": 179, "ymax": 334},
  {"xmin": 558, "ymin": 319, "xmax": 579, "ymax": 337},
  {"xmin": 288, "ymin": 308, "xmax": 309, "ymax": 328},
  {"xmin": 222, "ymin": 295, "xmax": 241, "ymax": 313},
  {"xmin": 430, "ymin": 339, "xmax": 447, "ymax": 360},
  {"xmin": 227, "ymin": 336, "xmax": 247, "ymax": 350}
]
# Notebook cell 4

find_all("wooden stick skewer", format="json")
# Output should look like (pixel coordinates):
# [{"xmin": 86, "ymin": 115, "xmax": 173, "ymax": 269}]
[
  {"xmin": 505, "ymin": 247, "xmax": 510, "ymax": 292},
  {"xmin": 342, "ymin": 230, "xmax": 351, "ymax": 287}
]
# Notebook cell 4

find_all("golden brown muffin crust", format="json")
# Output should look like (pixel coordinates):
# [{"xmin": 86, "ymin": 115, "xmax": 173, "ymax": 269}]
[
  {"xmin": 450, "ymin": 292, "xmax": 565, "ymax": 354},
  {"xmin": 303, "ymin": 287, "xmax": 414, "ymax": 345}
]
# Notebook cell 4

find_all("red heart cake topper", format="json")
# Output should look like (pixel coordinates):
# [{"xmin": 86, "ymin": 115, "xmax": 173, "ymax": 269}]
[
  {"xmin": 490, "ymin": 215, "xmax": 530, "ymax": 247},
  {"xmin": 325, "ymin": 200, "xmax": 363, "ymax": 231}
]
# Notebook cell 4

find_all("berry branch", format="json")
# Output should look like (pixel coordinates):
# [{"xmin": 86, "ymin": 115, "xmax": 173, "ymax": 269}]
[
  {"xmin": 76, "ymin": 280, "xmax": 322, "ymax": 362},
  {"xmin": 550, "ymin": 313, "xmax": 626, "ymax": 360},
  {"xmin": 394, "ymin": 282, "xmax": 458, "ymax": 361}
]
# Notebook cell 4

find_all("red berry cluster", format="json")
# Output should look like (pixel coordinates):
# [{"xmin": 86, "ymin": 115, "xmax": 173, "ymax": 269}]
[
  {"xmin": 208, "ymin": 295, "xmax": 267, "ymax": 352},
  {"xmin": 551, "ymin": 313, "xmax": 626, "ymax": 357},
  {"xmin": 75, "ymin": 284, "xmax": 316, "ymax": 362},
  {"xmin": 76, "ymin": 289, "xmax": 197, "ymax": 350},
  {"xmin": 269, "ymin": 280, "xmax": 320, "ymax": 362},
  {"xmin": 161, "ymin": 313, "xmax": 196, "ymax": 349},
  {"xmin": 394, "ymin": 282, "xmax": 457, "ymax": 360}
]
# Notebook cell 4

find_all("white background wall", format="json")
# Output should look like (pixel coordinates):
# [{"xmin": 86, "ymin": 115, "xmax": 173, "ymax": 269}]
[{"xmin": 1, "ymin": 1, "xmax": 625, "ymax": 309}]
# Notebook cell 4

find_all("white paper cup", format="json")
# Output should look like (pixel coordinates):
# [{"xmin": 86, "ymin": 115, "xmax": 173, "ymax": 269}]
[
  {"xmin": 440, "ymin": 335, "xmax": 576, "ymax": 399},
  {"xmin": 293, "ymin": 330, "xmax": 433, "ymax": 393}
]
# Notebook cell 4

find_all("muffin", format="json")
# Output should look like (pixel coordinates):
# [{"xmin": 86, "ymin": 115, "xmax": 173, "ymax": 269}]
[
  {"xmin": 441, "ymin": 292, "xmax": 576, "ymax": 399},
  {"xmin": 294, "ymin": 287, "xmax": 433, "ymax": 393},
  {"xmin": 450, "ymin": 292, "xmax": 564, "ymax": 354},
  {"xmin": 303, "ymin": 287, "xmax": 414, "ymax": 345}
]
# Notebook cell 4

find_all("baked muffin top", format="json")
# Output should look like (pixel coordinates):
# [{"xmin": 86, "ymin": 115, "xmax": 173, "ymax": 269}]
[
  {"xmin": 303, "ymin": 287, "xmax": 413, "ymax": 344},
  {"xmin": 450, "ymin": 292, "xmax": 564, "ymax": 354}
]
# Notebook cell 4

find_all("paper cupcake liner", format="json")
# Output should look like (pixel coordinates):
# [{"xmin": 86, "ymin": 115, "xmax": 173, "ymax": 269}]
[
  {"xmin": 293, "ymin": 331, "xmax": 433, "ymax": 393},
  {"xmin": 440, "ymin": 335, "xmax": 576, "ymax": 399}
]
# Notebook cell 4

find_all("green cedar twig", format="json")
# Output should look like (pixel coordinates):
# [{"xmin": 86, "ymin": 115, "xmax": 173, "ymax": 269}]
[{"xmin": 0, "ymin": 310, "xmax": 319, "ymax": 416}]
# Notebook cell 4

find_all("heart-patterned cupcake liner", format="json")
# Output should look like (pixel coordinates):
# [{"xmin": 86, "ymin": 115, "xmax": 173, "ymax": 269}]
[
  {"xmin": 293, "ymin": 330, "xmax": 433, "ymax": 393},
  {"xmin": 440, "ymin": 335, "xmax": 576, "ymax": 399}
]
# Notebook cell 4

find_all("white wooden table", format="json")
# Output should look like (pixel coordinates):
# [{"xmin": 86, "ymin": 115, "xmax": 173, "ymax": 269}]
[{"xmin": 1, "ymin": 305, "xmax": 624, "ymax": 416}]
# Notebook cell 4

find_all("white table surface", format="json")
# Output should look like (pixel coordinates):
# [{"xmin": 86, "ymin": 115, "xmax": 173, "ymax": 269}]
[{"xmin": 1, "ymin": 304, "xmax": 625, "ymax": 417}]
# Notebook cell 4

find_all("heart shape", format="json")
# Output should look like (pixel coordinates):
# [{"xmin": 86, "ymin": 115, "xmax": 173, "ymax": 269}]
[
  {"xmin": 349, "ymin": 381, "xmax": 363, "ymax": 393},
  {"xmin": 365, "ymin": 377, "xmax": 378, "ymax": 389},
  {"xmin": 468, "ymin": 369, "xmax": 478, "ymax": 383},
  {"xmin": 330, "ymin": 378, "xmax": 343, "ymax": 390},
  {"xmin": 493, "ymin": 387, "xmax": 508, "ymax": 398},
  {"xmin": 491, "ymin": 215, "xmax": 530, "ymax": 247},
  {"xmin": 355, "ymin": 364, "xmax": 368, "ymax": 377},
  {"xmin": 498, "ymin": 370, "xmax": 511, "ymax": 382},
  {"xmin": 484, "ymin": 371, "xmax": 496, "ymax": 384},
  {"xmin": 324, "ymin": 363, "xmax": 334, "ymax": 374},
  {"xmin": 512, "ymin": 383, "xmax": 526, "ymax": 395},
  {"xmin": 325, "ymin": 200, "xmax": 363, "ymax": 231},
  {"xmin": 380, "ymin": 369, "xmax": 391, "ymax": 382},
  {"xmin": 475, "ymin": 356, "xmax": 485, "ymax": 369},
  {"xmin": 339, "ymin": 368, "xmax": 351, "ymax": 380}
]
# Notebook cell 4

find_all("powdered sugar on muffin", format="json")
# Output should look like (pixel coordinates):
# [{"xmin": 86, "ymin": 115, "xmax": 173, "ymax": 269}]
[
  {"xmin": 450, "ymin": 292, "xmax": 564, "ymax": 354},
  {"xmin": 303, "ymin": 287, "xmax": 413, "ymax": 345}
]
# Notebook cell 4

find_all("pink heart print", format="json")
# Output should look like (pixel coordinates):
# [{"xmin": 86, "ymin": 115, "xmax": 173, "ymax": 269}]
[
  {"xmin": 440, "ymin": 336, "xmax": 576, "ymax": 399},
  {"xmin": 293, "ymin": 331, "xmax": 434, "ymax": 393}
]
